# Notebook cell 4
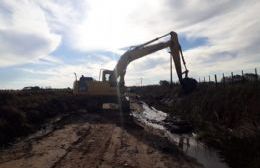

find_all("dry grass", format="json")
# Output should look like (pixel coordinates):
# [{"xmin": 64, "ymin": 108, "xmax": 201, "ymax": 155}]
[
  {"xmin": 133, "ymin": 81, "xmax": 260, "ymax": 168},
  {"xmin": 0, "ymin": 90, "xmax": 103, "ymax": 146}
]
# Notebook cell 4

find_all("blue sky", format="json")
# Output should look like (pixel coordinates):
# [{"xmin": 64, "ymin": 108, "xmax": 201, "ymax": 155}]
[{"xmin": 0, "ymin": 0, "xmax": 260, "ymax": 89}]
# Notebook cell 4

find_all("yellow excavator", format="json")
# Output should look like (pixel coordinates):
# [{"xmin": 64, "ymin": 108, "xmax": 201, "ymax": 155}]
[{"xmin": 73, "ymin": 31, "xmax": 197, "ymax": 110}]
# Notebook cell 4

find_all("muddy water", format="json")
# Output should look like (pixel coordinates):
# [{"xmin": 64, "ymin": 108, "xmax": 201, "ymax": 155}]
[{"xmin": 132, "ymin": 102, "xmax": 229, "ymax": 168}]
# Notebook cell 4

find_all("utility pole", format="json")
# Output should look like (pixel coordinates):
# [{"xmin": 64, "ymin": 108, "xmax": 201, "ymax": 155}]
[
  {"xmin": 140, "ymin": 77, "xmax": 143, "ymax": 87},
  {"xmin": 215, "ymin": 74, "xmax": 217, "ymax": 86},
  {"xmin": 223, "ymin": 73, "xmax": 225, "ymax": 86},
  {"xmin": 170, "ymin": 55, "xmax": 173, "ymax": 86},
  {"xmin": 231, "ymin": 72, "xmax": 234, "ymax": 84},
  {"xmin": 74, "ymin": 72, "xmax": 77, "ymax": 81},
  {"xmin": 255, "ymin": 68, "xmax": 258, "ymax": 81}
]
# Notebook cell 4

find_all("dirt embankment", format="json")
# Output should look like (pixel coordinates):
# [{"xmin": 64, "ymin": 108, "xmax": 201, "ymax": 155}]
[
  {"xmin": 0, "ymin": 109, "xmax": 202, "ymax": 168},
  {"xmin": 132, "ymin": 82, "xmax": 260, "ymax": 168},
  {"xmin": 0, "ymin": 91, "xmax": 111, "ymax": 146}
]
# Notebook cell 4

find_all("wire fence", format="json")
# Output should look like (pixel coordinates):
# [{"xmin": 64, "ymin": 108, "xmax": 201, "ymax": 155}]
[{"xmin": 197, "ymin": 67, "xmax": 259, "ymax": 87}]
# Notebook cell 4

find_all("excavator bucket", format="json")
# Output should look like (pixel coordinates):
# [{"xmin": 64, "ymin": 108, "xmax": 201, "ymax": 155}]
[{"xmin": 182, "ymin": 77, "xmax": 198, "ymax": 93}]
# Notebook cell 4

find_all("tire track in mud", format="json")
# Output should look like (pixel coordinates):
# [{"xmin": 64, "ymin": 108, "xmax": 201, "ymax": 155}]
[
  {"xmin": 0, "ymin": 114, "xmax": 81, "ymax": 165},
  {"xmin": 50, "ymin": 126, "xmax": 90, "ymax": 168},
  {"xmin": 0, "ymin": 123, "xmax": 91, "ymax": 168},
  {"xmin": 99, "ymin": 126, "xmax": 129, "ymax": 167},
  {"xmin": 96, "ymin": 128, "xmax": 114, "ymax": 167},
  {"xmin": 52, "ymin": 124, "xmax": 115, "ymax": 168}
]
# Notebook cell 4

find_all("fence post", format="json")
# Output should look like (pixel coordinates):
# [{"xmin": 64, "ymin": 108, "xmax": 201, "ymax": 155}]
[
  {"xmin": 223, "ymin": 73, "xmax": 225, "ymax": 87},
  {"xmin": 215, "ymin": 74, "xmax": 217, "ymax": 86},
  {"xmin": 209, "ymin": 75, "xmax": 211, "ymax": 82},
  {"xmin": 242, "ymin": 70, "xmax": 245, "ymax": 82},
  {"xmin": 231, "ymin": 72, "xmax": 234, "ymax": 84},
  {"xmin": 255, "ymin": 68, "xmax": 258, "ymax": 81}
]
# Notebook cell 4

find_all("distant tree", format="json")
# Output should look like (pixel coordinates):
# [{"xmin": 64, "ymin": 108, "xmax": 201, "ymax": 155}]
[
  {"xmin": 159, "ymin": 80, "xmax": 170, "ymax": 87},
  {"xmin": 244, "ymin": 73, "xmax": 259, "ymax": 81},
  {"xmin": 221, "ymin": 73, "xmax": 259, "ymax": 83},
  {"xmin": 221, "ymin": 75, "xmax": 237, "ymax": 83},
  {"xmin": 22, "ymin": 86, "xmax": 40, "ymax": 91}
]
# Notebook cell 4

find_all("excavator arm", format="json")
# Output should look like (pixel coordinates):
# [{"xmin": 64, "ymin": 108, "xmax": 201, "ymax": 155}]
[
  {"xmin": 74, "ymin": 31, "xmax": 197, "ymax": 99},
  {"xmin": 109, "ymin": 31, "xmax": 188, "ymax": 87}
]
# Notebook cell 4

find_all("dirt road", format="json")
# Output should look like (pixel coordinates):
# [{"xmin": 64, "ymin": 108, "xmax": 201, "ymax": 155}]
[{"xmin": 0, "ymin": 108, "xmax": 202, "ymax": 168}]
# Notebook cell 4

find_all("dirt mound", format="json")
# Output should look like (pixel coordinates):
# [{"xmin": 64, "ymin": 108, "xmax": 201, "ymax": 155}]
[{"xmin": 0, "ymin": 92, "xmax": 122, "ymax": 146}]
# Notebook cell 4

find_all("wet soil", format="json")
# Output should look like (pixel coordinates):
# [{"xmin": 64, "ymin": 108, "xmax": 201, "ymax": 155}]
[
  {"xmin": 131, "ymin": 101, "xmax": 228, "ymax": 168},
  {"xmin": 0, "ymin": 107, "xmax": 202, "ymax": 168}
]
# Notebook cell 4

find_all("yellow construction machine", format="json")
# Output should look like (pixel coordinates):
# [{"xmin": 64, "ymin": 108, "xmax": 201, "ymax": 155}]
[{"xmin": 73, "ymin": 31, "xmax": 197, "ymax": 110}]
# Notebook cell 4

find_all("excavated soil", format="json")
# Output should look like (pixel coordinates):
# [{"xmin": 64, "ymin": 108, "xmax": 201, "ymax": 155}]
[{"xmin": 0, "ymin": 104, "xmax": 202, "ymax": 168}]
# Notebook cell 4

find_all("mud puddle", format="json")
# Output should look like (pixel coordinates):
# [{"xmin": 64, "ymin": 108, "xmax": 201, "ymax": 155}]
[{"xmin": 132, "ymin": 102, "xmax": 229, "ymax": 168}]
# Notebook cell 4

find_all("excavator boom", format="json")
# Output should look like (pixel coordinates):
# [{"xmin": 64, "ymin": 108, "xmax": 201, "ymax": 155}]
[{"xmin": 109, "ymin": 31, "xmax": 187, "ymax": 87}]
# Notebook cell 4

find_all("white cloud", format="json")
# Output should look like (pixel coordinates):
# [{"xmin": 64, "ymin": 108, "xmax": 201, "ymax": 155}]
[
  {"xmin": 44, "ymin": 0, "xmax": 260, "ymax": 83},
  {"xmin": 17, "ymin": 56, "xmax": 117, "ymax": 88},
  {"xmin": 39, "ymin": 0, "xmax": 169, "ymax": 52},
  {"xmin": 180, "ymin": 1, "xmax": 260, "ymax": 77},
  {"xmin": 122, "ymin": 0, "xmax": 260, "ymax": 84},
  {"xmin": 0, "ymin": 0, "xmax": 61, "ymax": 67}
]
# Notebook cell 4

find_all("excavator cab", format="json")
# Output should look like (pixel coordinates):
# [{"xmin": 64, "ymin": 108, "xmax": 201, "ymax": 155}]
[
  {"xmin": 101, "ymin": 70, "xmax": 117, "ymax": 87},
  {"xmin": 78, "ymin": 76, "xmax": 94, "ymax": 92}
]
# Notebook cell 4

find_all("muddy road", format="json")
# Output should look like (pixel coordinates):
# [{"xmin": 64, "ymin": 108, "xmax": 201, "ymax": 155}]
[{"xmin": 0, "ymin": 103, "xmax": 202, "ymax": 168}]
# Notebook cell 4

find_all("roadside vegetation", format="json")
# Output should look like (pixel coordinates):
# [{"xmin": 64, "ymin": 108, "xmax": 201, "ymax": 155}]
[
  {"xmin": 0, "ymin": 90, "xmax": 101, "ymax": 146},
  {"xmin": 131, "ymin": 79, "xmax": 260, "ymax": 168}
]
